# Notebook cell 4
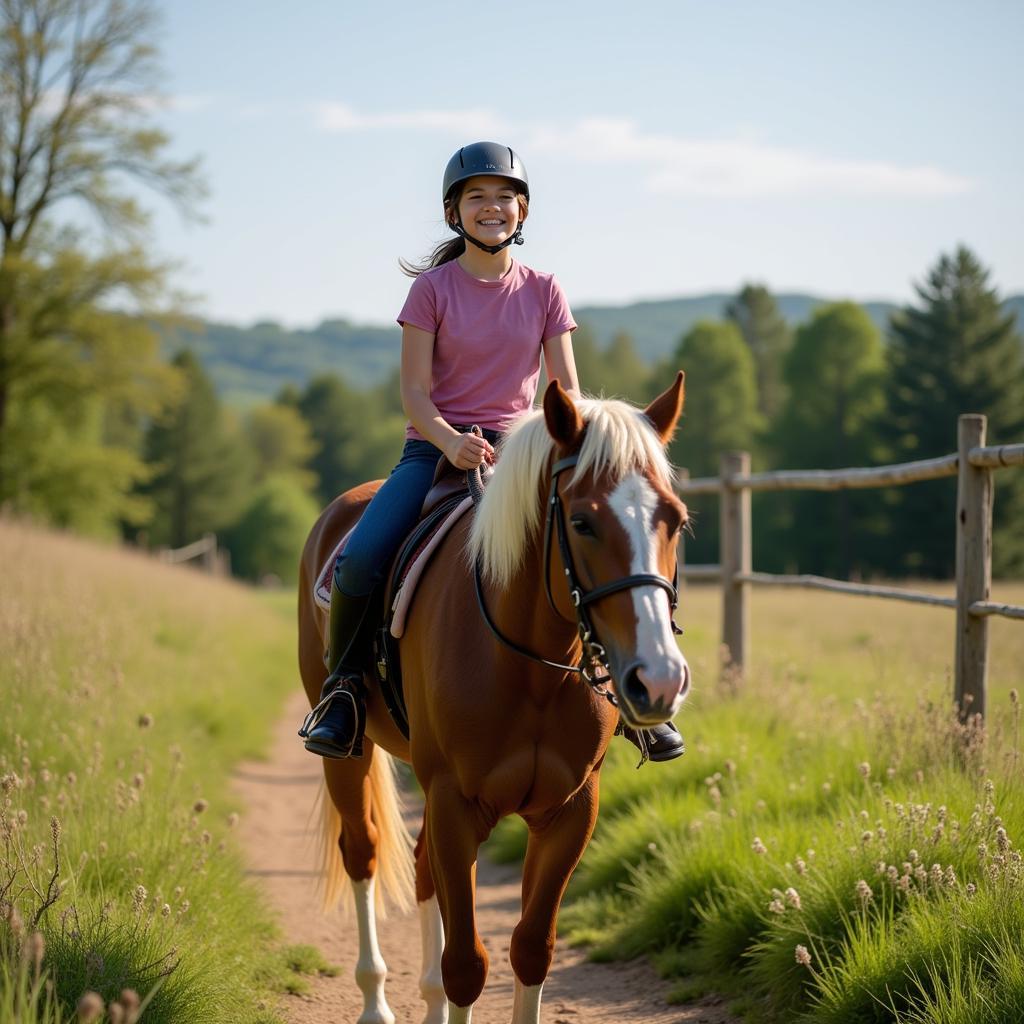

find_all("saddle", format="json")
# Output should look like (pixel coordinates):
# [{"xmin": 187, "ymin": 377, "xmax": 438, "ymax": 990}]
[{"xmin": 314, "ymin": 458, "xmax": 475, "ymax": 739}]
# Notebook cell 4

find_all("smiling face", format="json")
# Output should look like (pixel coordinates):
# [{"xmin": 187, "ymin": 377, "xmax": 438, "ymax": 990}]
[{"xmin": 451, "ymin": 175, "xmax": 528, "ymax": 247}]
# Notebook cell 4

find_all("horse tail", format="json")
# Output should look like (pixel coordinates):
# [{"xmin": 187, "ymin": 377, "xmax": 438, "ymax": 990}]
[{"xmin": 317, "ymin": 748, "xmax": 415, "ymax": 916}]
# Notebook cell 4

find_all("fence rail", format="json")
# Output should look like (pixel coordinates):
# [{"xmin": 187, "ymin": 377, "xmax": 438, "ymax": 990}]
[
  {"xmin": 677, "ymin": 414, "xmax": 1024, "ymax": 719},
  {"xmin": 157, "ymin": 532, "xmax": 230, "ymax": 576}
]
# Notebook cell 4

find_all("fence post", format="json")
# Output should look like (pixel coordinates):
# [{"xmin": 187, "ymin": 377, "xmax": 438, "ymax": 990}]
[
  {"xmin": 955, "ymin": 414, "xmax": 992, "ymax": 721},
  {"xmin": 720, "ymin": 450, "xmax": 751, "ymax": 680}
]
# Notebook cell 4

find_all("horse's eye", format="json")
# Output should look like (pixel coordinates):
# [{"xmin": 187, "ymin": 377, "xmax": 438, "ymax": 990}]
[{"xmin": 570, "ymin": 515, "xmax": 595, "ymax": 537}]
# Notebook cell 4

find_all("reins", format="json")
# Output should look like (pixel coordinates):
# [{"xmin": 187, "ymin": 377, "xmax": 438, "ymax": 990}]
[{"xmin": 469, "ymin": 449, "xmax": 682, "ymax": 703}]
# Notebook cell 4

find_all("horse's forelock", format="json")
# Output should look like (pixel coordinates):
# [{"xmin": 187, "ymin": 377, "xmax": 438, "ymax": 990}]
[{"xmin": 467, "ymin": 398, "xmax": 675, "ymax": 587}]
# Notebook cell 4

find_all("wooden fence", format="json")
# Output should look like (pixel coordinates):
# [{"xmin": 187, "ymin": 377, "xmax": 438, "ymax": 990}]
[
  {"xmin": 678, "ymin": 414, "xmax": 1024, "ymax": 719},
  {"xmin": 157, "ymin": 532, "xmax": 230, "ymax": 576}
]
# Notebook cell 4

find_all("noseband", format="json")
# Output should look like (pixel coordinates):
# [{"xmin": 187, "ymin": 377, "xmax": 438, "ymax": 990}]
[{"xmin": 472, "ymin": 453, "xmax": 681, "ymax": 698}]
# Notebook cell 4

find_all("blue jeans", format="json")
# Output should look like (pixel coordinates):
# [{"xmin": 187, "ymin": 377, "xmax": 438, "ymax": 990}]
[{"xmin": 334, "ymin": 439, "xmax": 443, "ymax": 597}]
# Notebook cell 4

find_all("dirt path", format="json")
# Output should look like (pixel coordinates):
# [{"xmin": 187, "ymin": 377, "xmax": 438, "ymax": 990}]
[{"xmin": 234, "ymin": 693, "xmax": 735, "ymax": 1024}]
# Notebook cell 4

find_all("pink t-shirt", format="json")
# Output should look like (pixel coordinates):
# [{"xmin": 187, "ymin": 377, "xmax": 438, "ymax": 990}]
[{"xmin": 396, "ymin": 259, "xmax": 577, "ymax": 440}]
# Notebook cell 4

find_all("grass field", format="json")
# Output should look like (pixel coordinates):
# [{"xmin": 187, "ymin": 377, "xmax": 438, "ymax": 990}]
[
  {"xmin": 5, "ymin": 518, "xmax": 1023, "ymax": 1022},
  {"xmin": 0, "ymin": 520, "xmax": 306, "ymax": 1023},
  {"xmin": 490, "ymin": 581, "xmax": 1024, "ymax": 1022}
]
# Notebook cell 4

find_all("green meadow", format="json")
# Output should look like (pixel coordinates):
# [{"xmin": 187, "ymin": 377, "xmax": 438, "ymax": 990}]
[
  {"xmin": 0, "ymin": 520, "xmax": 309, "ymax": 1023},
  {"xmin": 4, "ymin": 518, "xmax": 1024, "ymax": 1022},
  {"xmin": 491, "ymin": 581, "xmax": 1024, "ymax": 1022}
]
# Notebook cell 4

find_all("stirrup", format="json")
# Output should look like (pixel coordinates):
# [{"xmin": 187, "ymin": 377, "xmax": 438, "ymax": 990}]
[{"xmin": 298, "ymin": 680, "xmax": 365, "ymax": 759}]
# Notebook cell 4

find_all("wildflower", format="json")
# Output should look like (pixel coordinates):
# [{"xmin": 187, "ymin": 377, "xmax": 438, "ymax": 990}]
[
  {"xmin": 929, "ymin": 863, "xmax": 943, "ymax": 885},
  {"xmin": 822, "ymin": 782, "xmax": 832, "ymax": 793},
  {"xmin": 996, "ymin": 827, "xmax": 1011, "ymax": 853},
  {"xmin": 915, "ymin": 769, "xmax": 924, "ymax": 784},
  {"xmin": 1011, "ymin": 689, "xmax": 1019, "ymax": 706},
  {"xmin": 193, "ymin": 799, "xmax": 208, "ymax": 814},
  {"xmin": 794, "ymin": 944, "xmax": 812, "ymax": 967},
  {"xmin": 65, "ymin": 772, "xmax": 77, "ymax": 786},
  {"xmin": 751, "ymin": 836, "xmax": 767, "ymax": 855},
  {"xmin": 886, "ymin": 865, "xmax": 899, "ymax": 884},
  {"xmin": 17, "ymin": 809, "xmax": 27, "ymax": 825},
  {"xmin": 768, "ymin": 898, "xmax": 785, "ymax": 914},
  {"xmin": 909, "ymin": 848, "xmax": 920, "ymax": 864},
  {"xmin": 966, "ymin": 882, "xmax": 977, "ymax": 896},
  {"xmin": 858, "ymin": 762, "xmax": 871, "ymax": 779},
  {"xmin": 109, "ymin": 1006, "xmax": 126, "ymax": 1024},
  {"xmin": 132, "ymin": 885, "xmax": 147, "ymax": 912},
  {"xmin": 861, "ymin": 830, "xmax": 873, "ymax": 845},
  {"xmin": 227, "ymin": 812, "xmax": 239, "ymax": 828},
  {"xmin": 77, "ymin": 992, "xmax": 105, "ymax": 1023},
  {"xmin": 785, "ymin": 887, "xmax": 801, "ymax": 910},
  {"xmin": 755, "ymin": 799, "xmax": 766, "ymax": 811},
  {"xmin": 138, "ymin": 714, "xmax": 153, "ymax": 728},
  {"xmin": 25, "ymin": 930, "xmax": 45, "ymax": 974},
  {"xmin": 897, "ymin": 873, "xmax": 912, "ymax": 893},
  {"xmin": 794, "ymin": 857, "xmax": 807, "ymax": 875},
  {"xmin": 931, "ymin": 823, "xmax": 944, "ymax": 842},
  {"xmin": 943, "ymin": 866, "xmax": 957, "ymax": 888},
  {"xmin": 161, "ymin": 904, "xmax": 171, "ymax": 917},
  {"xmin": 725, "ymin": 759, "xmax": 736, "ymax": 775},
  {"xmin": 855, "ymin": 879, "xmax": 873, "ymax": 903},
  {"xmin": 647, "ymin": 842, "xmax": 657, "ymax": 853},
  {"xmin": 886, "ymin": 766, "xmax": 897, "ymax": 779}
]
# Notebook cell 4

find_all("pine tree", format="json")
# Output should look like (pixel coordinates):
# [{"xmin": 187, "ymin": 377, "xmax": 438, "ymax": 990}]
[
  {"xmin": 882, "ymin": 247, "xmax": 1024, "ymax": 576},
  {"xmin": 725, "ymin": 284, "xmax": 792, "ymax": 421},
  {"xmin": 769, "ymin": 303, "xmax": 886, "ymax": 577}
]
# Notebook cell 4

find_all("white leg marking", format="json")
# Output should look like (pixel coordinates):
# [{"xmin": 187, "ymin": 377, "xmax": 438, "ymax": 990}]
[
  {"xmin": 418, "ymin": 896, "xmax": 448, "ymax": 1024},
  {"xmin": 608, "ymin": 474, "xmax": 689, "ymax": 710},
  {"xmin": 447, "ymin": 1002, "xmax": 473, "ymax": 1023},
  {"xmin": 512, "ymin": 978, "xmax": 544, "ymax": 1023},
  {"xmin": 352, "ymin": 877, "xmax": 395, "ymax": 1024}
]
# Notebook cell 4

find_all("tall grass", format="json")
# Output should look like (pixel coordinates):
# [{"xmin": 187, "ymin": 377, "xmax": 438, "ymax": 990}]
[
  {"xmin": 1, "ymin": 520, "xmax": 302, "ymax": 1022},
  {"xmin": 493, "ymin": 582, "xmax": 1024, "ymax": 1022}
]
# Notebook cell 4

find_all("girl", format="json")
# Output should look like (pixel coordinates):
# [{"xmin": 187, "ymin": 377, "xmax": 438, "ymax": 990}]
[{"xmin": 299, "ymin": 141, "xmax": 684, "ymax": 765}]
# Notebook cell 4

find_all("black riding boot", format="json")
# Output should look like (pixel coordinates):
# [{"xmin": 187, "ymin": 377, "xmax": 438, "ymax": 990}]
[
  {"xmin": 298, "ymin": 580, "xmax": 372, "ymax": 759},
  {"xmin": 620, "ymin": 720, "xmax": 685, "ymax": 764}
]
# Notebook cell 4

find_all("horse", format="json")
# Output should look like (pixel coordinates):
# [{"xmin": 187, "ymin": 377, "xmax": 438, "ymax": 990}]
[{"xmin": 297, "ymin": 373, "xmax": 691, "ymax": 1024}]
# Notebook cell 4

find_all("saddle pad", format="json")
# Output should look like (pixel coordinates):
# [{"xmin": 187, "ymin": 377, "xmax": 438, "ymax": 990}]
[
  {"xmin": 313, "ymin": 526, "xmax": 355, "ymax": 611},
  {"xmin": 390, "ymin": 495, "xmax": 473, "ymax": 638},
  {"xmin": 312, "ymin": 496, "xmax": 473, "ymax": 623}
]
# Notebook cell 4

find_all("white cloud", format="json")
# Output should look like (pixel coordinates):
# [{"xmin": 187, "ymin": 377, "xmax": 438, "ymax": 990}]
[
  {"xmin": 303, "ymin": 102, "xmax": 973, "ymax": 200},
  {"xmin": 528, "ymin": 118, "xmax": 973, "ymax": 199}
]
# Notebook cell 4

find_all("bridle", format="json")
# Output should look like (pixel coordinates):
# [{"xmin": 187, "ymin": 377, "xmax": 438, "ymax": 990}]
[{"xmin": 472, "ymin": 453, "xmax": 682, "ymax": 702}]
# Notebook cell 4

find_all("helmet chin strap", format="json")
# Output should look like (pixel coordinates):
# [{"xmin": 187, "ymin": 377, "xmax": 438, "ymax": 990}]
[{"xmin": 451, "ymin": 216, "xmax": 524, "ymax": 255}]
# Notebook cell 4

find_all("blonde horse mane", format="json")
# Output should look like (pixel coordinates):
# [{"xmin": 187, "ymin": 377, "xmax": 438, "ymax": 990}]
[{"xmin": 467, "ymin": 397, "xmax": 675, "ymax": 588}]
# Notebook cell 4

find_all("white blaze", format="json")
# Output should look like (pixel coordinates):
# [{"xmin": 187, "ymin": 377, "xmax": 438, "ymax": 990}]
[{"xmin": 607, "ymin": 473, "xmax": 688, "ymax": 712}]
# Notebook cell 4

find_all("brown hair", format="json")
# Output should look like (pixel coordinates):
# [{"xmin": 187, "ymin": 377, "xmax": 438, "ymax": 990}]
[{"xmin": 400, "ymin": 183, "xmax": 529, "ymax": 278}]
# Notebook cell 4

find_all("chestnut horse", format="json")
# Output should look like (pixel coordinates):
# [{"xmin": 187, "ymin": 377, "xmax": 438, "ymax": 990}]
[{"xmin": 297, "ymin": 375, "xmax": 691, "ymax": 1024}]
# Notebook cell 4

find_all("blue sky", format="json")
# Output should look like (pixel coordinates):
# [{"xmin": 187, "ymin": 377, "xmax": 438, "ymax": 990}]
[{"xmin": 146, "ymin": 0, "xmax": 1023, "ymax": 327}]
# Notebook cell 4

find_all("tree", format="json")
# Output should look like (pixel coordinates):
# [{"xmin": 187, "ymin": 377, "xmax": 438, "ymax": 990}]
[
  {"xmin": 725, "ymin": 284, "xmax": 792, "ymax": 421},
  {"xmin": 243, "ymin": 402, "xmax": 318, "ymax": 491},
  {"xmin": 769, "ymin": 302, "xmax": 886, "ymax": 576},
  {"xmin": 140, "ymin": 350, "xmax": 248, "ymax": 548},
  {"xmin": 667, "ymin": 320, "xmax": 762, "ymax": 563},
  {"xmin": 0, "ymin": 0, "xmax": 203, "ymax": 501},
  {"xmin": 296, "ymin": 373, "xmax": 404, "ymax": 504},
  {"xmin": 881, "ymin": 247, "xmax": 1024, "ymax": 576},
  {"xmin": 601, "ymin": 331, "xmax": 650, "ymax": 402},
  {"xmin": 224, "ymin": 475, "xmax": 320, "ymax": 585}
]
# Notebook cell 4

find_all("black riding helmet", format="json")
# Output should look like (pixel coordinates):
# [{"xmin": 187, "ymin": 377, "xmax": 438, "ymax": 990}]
[{"xmin": 442, "ymin": 142, "xmax": 529, "ymax": 255}]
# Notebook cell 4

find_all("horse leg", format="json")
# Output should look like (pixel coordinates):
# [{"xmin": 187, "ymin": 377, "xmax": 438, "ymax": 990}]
[
  {"xmin": 322, "ymin": 743, "xmax": 395, "ymax": 1024},
  {"xmin": 510, "ymin": 774, "xmax": 601, "ymax": 1024},
  {"xmin": 425, "ymin": 777, "xmax": 490, "ymax": 1022},
  {"xmin": 414, "ymin": 812, "xmax": 447, "ymax": 1024}
]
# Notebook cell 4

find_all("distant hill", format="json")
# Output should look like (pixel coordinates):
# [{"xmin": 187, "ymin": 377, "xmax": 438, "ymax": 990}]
[{"xmin": 162, "ymin": 292, "xmax": 1024, "ymax": 406}]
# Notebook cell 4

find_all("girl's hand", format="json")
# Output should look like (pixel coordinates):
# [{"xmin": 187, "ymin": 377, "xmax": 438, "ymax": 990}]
[{"xmin": 445, "ymin": 432, "xmax": 495, "ymax": 470}]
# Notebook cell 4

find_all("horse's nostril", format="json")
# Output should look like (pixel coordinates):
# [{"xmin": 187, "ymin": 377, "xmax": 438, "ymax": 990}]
[{"xmin": 622, "ymin": 665, "xmax": 650, "ymax": 712}]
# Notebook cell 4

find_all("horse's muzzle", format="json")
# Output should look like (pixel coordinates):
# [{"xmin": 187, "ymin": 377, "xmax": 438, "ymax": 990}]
[{"xmin": 616, "ymin": 658, "xmax": 690, "ymax": 727}]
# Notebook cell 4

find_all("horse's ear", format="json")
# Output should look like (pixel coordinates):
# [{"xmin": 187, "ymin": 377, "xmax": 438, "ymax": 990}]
[
  {"xmin": 543, "ymin": 379, "xmax": 583, "ymax": 450},
  {"xmin": 644, "ymin": 371, "xmax": 685, "ymax": 445}
]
